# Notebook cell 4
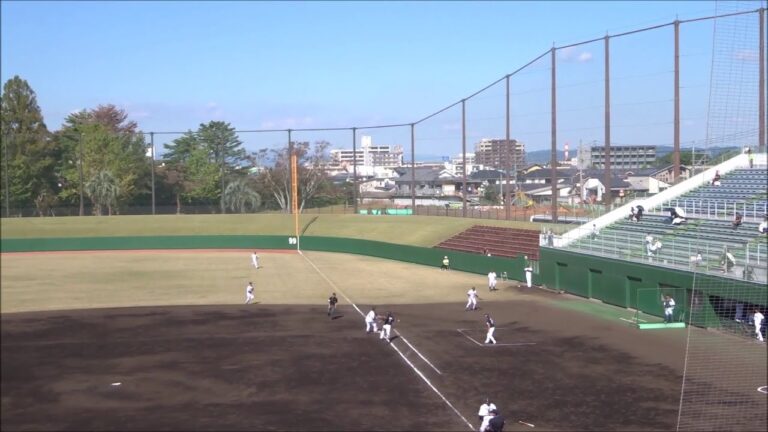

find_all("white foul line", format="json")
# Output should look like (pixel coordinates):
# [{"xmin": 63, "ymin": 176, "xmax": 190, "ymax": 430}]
[
  {"xmin": 392, "ymin": 329, "xmax": 442, "ymax": 375},
  {"xmin": 456, "ymin": 329, "xmax": 537, "ymax": 347},
  {"xmin": 298, "ymin": 251, "xmax": 473, "ymax": 431}
]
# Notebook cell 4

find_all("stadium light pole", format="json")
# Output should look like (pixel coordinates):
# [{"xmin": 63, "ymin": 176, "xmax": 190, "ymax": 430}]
[
  {"xmin": 352, "ymin": 127, "xmax": 358, "ymax": 214},
  {"xmin": 550, "ymin": 47, "xmax": 558, "ymax": 223}
]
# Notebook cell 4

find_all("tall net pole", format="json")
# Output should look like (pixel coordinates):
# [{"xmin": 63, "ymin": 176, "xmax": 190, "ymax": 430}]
[{"xmin": 291, "ymin": 151, "xmax": 299, "ymax": 249}]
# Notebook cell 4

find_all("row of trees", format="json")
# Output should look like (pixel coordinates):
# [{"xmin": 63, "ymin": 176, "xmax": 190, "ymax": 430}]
[{"xmin": 1, "ymin": 75, "xmax": 350, "ymax": 216}]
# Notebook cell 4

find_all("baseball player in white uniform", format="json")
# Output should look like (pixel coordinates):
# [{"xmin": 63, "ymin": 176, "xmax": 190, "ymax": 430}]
[
  {"xmin": 251, "ymin": 251, "xmax": 260, "ymax": 269},
  {"xmin": 365, "ymin": 307, "xmax": 378, "ymax": 333},
  {"xmin": 754, "ymin": 309, "xmax": 764, "ymax": 342},
  {"xmin": 466, "ymin": 287, "xmax": 479, "ymax": 311},
  {"xmin": 487, "ymin": 271, "xmax": 498, "ymax": 291},
  {"xmin": 477, "ymin": 398, "xmax": 497, "ymax": 421},
  {"xmin": 524, "ymin": 256, "xmax": 533, "ymax": 288},
  {"xmin": 245, "ymin": 282, "xmax": 255, "ymax": 304},
  {"xmin": 484, "ymin": 314, "xmax": 496, "ymax": 344},
  {"xmin": 663, "ymin": 295, "xmax": 675, "ymax": 323}
]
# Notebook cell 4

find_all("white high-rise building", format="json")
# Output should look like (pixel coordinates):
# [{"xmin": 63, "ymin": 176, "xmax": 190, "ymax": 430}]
[{"xmin": 329, "ymin": 135, "xmax": 404, "ymax": 168}]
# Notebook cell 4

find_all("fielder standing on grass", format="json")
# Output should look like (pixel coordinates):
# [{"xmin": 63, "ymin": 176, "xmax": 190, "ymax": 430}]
[
  {"xmin": 327, "ymin": 292, "xmax": 338, "ymax": 318},
  {"xmin": 484, "ymin": 313, "xmax": 496, "ymax": 344},
  {"xmin": 245, "ymin": 281, "xmax": 255, "ymax": 304},
  {"xmin": 251, "ymin": 251, "xmax": 260, "ymax": 269}
]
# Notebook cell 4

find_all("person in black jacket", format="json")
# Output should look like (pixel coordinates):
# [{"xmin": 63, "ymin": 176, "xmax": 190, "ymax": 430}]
[{"xmin": 487, "ymin": 409, "xmax": 505, "ymax": 432}]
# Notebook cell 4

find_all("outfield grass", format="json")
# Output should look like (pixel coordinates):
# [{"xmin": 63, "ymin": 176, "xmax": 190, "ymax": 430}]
[
  {"xmin": 1, "ymin": 214, "xmax": 554, "ymax": 247},
  {"xmin": 0, "ymin": 250, "xmax": 488, "ymax": 313}
]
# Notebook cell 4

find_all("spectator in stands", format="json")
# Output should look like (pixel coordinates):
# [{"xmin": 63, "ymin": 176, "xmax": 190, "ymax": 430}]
[
  {"xmin": 732, "ymin": 212, "xmax": 743, "ymax": 230},
  {"xmin": 720, "ymin": 247, "xmax": 736, "ymax": 273},
  {"xmin": 590, "ymin": 224, "xmax": 599, "ymax": 240},
  {"xmin": 628, "ymin": 206, "xmax": 636, "ymax": 221},
  {"xmin": 746, "ymin": 147, "xmax": 754, "ymax": 168},
  {"xmin": 758, "ymin": 215, "xmax": 767, "ymax": 235},
  {"xmin": 635, "ymin": 205, "xmax": 645, "ymax": 222},
  {"xmin": 671, "ymin": 207, "xmax": 686, "ymax": 226},
  {"xmin": 689, "ymin": 251, "xmax": 703, "ymax": 268},
  {"xmin": 712, "ymin": 170, "xmax": 721, "ymax": 186},
  {"xmin": 546, "ymin": 230, "xmax": 554, "ymax": 246}
]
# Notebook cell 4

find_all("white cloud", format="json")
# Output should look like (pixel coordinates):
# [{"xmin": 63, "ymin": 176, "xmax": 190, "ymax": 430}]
[
  {"xmin": 558, "ymin": 46, "xmax": 594, "ymax": 63},
  {"xmin": 259, "ymin": 116, "xmax": 315, "ymax": 130}
]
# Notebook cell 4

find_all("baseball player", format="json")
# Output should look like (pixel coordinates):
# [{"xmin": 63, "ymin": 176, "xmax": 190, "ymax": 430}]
[
  {"xmin": 365, "ymin": 307, "xmax": 378, "ymax": 333},
  {"xmin": 380, "ymin": 311, "xmax": 395, "ymax": 342},
  {"xmin": 477, "ymin": 398, "xmax": 497, "ymax": 421},
  {"xmin": 523, "ymin": 256, "xmax": 533, "ymax": 288},
  {"xmin": 754, "ymin": 308, "xmax": 764, "ymax": 342},
  {"xmin": 251, "ymin": 251, "xmax": 260, "ymax": 269},
  {"xmin": 484, "ymin": 313, "xmax": 496, "ymax": 344},
  {"xmin": 441, "ymin": 256, "xmax": 450, "ymax": 271},
  {"xmin": 327, "ymin": 292, "xmax": 338, "ymax": 317},
  {"xmin": 490, "ymin": 271, "xmax": 498, "ymax": 291},
  {"xmin": 466, "ymin": 287, "xmax": 479, "ymax": 311},
  {"xmin": 245, "ymin": 281, "xmax": 255, "ymax": 304},
  {"xmin": 663, "ymin": 295, "xmax": 675, "ymax": 323}
]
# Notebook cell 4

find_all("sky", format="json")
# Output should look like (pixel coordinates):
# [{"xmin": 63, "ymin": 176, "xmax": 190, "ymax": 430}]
[{"xmin": 1, "ymin": 1, "xmax": 764, "ymax": 159}]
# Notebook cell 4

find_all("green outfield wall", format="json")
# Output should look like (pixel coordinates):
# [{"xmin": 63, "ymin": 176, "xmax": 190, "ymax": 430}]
[
  {"xmin": 0, "ymin": 235, "xmax": 529, "ymax": 281},
  {"xmin": 539, "ymin": 247, "xmax": 767, "ymax": 327}
]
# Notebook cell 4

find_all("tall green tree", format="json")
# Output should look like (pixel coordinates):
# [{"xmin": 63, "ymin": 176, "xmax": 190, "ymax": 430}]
[
  {"xmin": 163, "ymin": 121, "xmax": 246, "ymax": 212},
  {"xmin": 54, "ymin": 105, "xmax": 148, "ymax": 213},
  {"xmin": 0, "ymin": 76, "xmax": 56, "ymax": 216}
]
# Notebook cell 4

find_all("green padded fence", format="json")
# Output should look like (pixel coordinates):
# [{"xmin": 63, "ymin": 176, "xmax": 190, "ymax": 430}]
[
  {"xmin": 1, "ymin": 235, "xmax": 529, "ymax": 282},
  {"xmin": 540, "ymin": 247, "xmax": 766, "ymax": 328}
]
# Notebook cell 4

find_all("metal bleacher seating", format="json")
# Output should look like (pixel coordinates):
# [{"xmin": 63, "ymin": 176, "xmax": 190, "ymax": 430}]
[
  {"xmin": 564, "ymin": 167, "xmax": 768, "ymax": 283},
  {"xmin": 435, "ymin": 225, "xmax": 540, "ymax": 260}
]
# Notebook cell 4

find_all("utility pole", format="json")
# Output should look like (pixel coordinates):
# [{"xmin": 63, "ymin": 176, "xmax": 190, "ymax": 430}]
[
  {"xmin": 150, "ymin": 132, "xmax": 156, "ymax": 215},
  {"xmin": 3, "ymin": 132, "xmax": 10, "ymax": 218},
  {"xmin": 79, "ymin": 132, "xmax": 84, "ymax": 216}
]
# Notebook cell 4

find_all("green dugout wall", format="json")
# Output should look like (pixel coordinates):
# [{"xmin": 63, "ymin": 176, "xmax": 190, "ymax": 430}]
[{"xmin": 540, "ymin": 247, "xmax": 767, "ymax": 327}]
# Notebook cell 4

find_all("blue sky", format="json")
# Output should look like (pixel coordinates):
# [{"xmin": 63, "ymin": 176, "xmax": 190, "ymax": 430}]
[{"xmin": 1, "ymin": 1, "xmax": 763, "ymax": 158}]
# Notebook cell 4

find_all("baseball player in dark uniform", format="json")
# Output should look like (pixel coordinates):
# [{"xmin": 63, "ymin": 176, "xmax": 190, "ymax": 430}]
[
  {"xmin": 380, "ymin": 312, "xmax": 395, "ymax": 342},
  {"xmin": 484, "ymin": 313, "xmax": 496, "ymax": 344},
  {"xmin": 327, "ymin": 293, "xmax": 338, "ymax": 318}
]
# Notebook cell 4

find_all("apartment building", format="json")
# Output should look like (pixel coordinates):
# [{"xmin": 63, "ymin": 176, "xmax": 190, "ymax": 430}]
[{"xmin": 474, "ymin": 139, "xmax": 525, "ymax": 170}]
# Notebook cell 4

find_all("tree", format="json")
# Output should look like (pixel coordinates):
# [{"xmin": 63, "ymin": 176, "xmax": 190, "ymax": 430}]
[
  {"xmin": 163, "ymin": 121, "xmax": 246, "ymax": 213},
  {"xmin": 0, "ymin": 75, "xmax": 56, "ymax": 216},
  {"xmin": 85, "ymin": 170, "xmax": 119, "ymax": 215},
  {"xmin": 255, "ymin": 140, "xmax": 331, "ymax": 212},
  {"xmin": 54, "ymin": 105, "xmax": 148, "ymax": 213},
  {"xmin": 223, "ymin": 178, "xmax": 262, "ymax": 213}
]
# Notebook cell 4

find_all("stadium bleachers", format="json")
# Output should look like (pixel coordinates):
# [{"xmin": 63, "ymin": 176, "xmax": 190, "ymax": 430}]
[
  {"xmin": 435, "ymin": 225, "xmax": 540, "ymax": 260},
  {"xmin": 562, "ymin": 167, "xmax": 768, "ymax": 283}
]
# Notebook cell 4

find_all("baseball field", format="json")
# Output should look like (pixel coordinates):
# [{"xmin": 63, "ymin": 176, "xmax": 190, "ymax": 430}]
[{"xmin": 0, "ymin": 215, "xmax": 708, "ymax": 431}]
